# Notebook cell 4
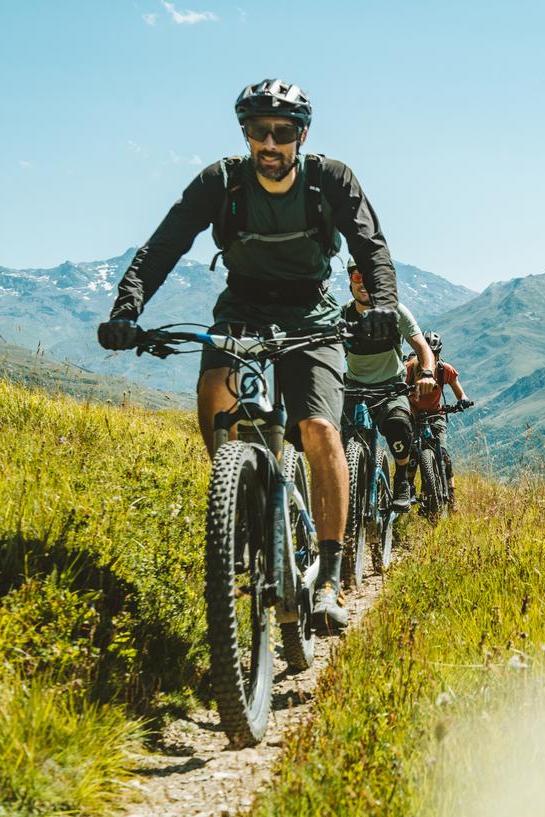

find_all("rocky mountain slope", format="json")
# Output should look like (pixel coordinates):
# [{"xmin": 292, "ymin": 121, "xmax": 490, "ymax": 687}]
[
  {"xmin": 431, "ymin": 274, "xmax": 545, "ymax": 471},
  {"xmin": 0, "ymin": 250, "xmax": 474, "ymax": 393}
]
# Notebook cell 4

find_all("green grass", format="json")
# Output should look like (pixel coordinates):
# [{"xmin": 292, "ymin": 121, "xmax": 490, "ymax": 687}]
[
  {"xmin": 252, "ymin": 474, "xmax": 545, "ymax": 816},
  {"xmin": 3, "ymin": 375, "xmax": 545, "ymax": 815},
  {"xmin": 0, "ymin": 378, "xmax": 210, "ymax": 814},
  {"xmin": 0, "ymin": 379, "xmax": 210, "ymax": 703},
  {"xmin": 0, "ymin": 673, "xmax": 143, "ymax": 817}
]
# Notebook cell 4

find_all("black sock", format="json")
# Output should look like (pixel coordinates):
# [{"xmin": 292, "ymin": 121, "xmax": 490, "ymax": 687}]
[
  {"xmin": 318, "ymin": 539, "xmax": 343, "ymax": 554},
  {"xmin": 395, "ymin": 464, "xmax": 408, "ymax": 480}
]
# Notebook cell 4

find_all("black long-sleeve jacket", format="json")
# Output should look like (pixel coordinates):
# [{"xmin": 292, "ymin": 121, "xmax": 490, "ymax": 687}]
[{"xmin": 110, "ymin": 157, "xmax": 398, "ymax": 320}]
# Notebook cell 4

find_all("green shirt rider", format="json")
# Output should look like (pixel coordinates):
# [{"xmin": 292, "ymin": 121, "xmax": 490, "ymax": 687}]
[{"xmin": 342, "ymin": 256, "xmax": 436, "ymax": 511}]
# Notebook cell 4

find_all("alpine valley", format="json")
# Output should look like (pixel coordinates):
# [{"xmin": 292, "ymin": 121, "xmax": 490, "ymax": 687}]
[{"xmin": 0, "ymin": 249, "xmax": 544, "ymax": 470}]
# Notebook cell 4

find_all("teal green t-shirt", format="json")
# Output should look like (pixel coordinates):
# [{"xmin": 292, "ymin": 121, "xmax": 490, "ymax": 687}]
[{"xmin": 344, "ymin": 301, "xmax": 421, "ymax": 384}]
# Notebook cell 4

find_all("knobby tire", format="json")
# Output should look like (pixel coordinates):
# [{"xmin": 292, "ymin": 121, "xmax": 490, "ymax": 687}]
[
  {"xmin": 420, "ymin": 448, "xmax": 445, "ymax": 524},
  {"xmin": 206, "ymin": 441, "xmax": 272, "ymax": 747},
  {"xmin": 342, "ymin": 439, "xmax": 368, "ymax": 588},
  {"xmin": 370, "ymin": 449, "xmax": 394, "ymax": 573}
]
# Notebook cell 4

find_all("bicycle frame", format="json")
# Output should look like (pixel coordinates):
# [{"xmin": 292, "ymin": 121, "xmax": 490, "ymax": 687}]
[
  {"xmin": 203, "ymin": 340, "xmax": 319, "ymax": 625},
  {"xmin": 348, "ymin": 395, "xmax": 397, "ymax": 529}
]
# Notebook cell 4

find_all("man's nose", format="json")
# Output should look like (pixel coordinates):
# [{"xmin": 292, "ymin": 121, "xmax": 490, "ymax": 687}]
[{"xmin": 262, "ymin": 132, "xmax": 277, "ymax": 148}]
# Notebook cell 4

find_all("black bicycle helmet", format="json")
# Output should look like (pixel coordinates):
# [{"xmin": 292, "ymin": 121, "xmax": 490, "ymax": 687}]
[
  {"xmin": 347, "ymin": 255, "xmax": 358, "ymax": 275},
  {"xmin": 235, "ymin": 79, "xmax": 312, "ymax": 127},
  {"xmin": 424, "ymin": 331, "xmax": 443, "ymax": 353}
]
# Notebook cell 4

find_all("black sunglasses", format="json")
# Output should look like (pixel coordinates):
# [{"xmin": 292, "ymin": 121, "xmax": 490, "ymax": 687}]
[{"xmin": 244, "ymin": 120, "xmax": 301, "ymax": 145}]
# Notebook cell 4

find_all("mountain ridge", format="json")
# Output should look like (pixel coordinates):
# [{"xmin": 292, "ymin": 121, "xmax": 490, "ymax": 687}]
[{"xmin": 0, "ymin": 248, "xmax": 476, "ymax": 393}]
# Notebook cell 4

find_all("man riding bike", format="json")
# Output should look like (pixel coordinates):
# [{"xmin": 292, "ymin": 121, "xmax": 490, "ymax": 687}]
[
  {"xmin": 342, "ymin": 257, "xmax": 436, "ymax": 511},
  {"xmin": 97, "ymin": 78, "xmax": 399, "ymax": 631},
  {"xmin": 406, "ymin": 330, "xmax": 472, "ymax": 511}
]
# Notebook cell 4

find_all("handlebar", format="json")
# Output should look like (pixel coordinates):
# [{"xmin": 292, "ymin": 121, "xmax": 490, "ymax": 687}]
[
  {"xmin": 441, "ymin": 401, "xmax": 475, "ymax": 415},
  {"xmin": 344, "ymin": 382, "xmax": 415, "ymax": 410},
  {"xmin": 416, "ymin": 401, "xmax": 475, "ymax": 422},
  {"xmin": 133, "ymin": 320, "xmax": 363, "ymax": 360}
]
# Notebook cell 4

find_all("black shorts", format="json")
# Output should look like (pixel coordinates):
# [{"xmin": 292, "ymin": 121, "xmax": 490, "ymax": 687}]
[{"xmin": 199, "ymin": 325, "xmax": 344, "ymax": 450}]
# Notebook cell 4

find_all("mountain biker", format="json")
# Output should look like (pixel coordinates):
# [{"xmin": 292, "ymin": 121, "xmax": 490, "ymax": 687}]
[
  {"xmin": 406, "ymin": 330, "xmax": 471, "ymax": 511},
  {"xmin": 97, "ymin": 78, "xmax": 400, "ymax": 632},
  {"xmin": 342, "ymin": 257, "xmax": 436, "ymax": 511}
]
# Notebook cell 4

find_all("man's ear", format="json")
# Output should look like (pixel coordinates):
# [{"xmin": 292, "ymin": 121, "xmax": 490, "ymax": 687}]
[{"xmin": 299, "ymin": 127, "xmax": 309, "ymax": 145}]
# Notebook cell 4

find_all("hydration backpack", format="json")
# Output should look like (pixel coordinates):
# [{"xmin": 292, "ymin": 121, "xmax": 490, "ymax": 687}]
[{"xmin": 210, "ymin": 153, "xmax": 337, "ymax": 270}]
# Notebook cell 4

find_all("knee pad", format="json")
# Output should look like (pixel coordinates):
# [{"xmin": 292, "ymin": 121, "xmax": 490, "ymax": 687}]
[
  {"xmin": 441, "ymin": 447, "xmax": 453, "ymax": 479},
  {"xmin": 382, "ymin": 409, "xmax": 412, "ymax": 461}
]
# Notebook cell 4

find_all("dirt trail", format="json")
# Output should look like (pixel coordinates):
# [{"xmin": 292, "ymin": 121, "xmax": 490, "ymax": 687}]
[{"xmin": 124, "ymin": 570, "xmax": 383, "ymax": 817}]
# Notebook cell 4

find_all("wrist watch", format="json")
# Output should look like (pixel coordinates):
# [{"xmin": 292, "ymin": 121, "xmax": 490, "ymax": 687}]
[{"xmin": 420, "ymin": 369, "xmax": 434, "ymax": 378}]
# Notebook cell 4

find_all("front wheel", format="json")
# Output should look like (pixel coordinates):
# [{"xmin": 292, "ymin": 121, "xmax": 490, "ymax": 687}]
[
  {"xmin": 420, "ymin": 448, "xmax": 446, "ymax": 524},
  {"xmin": 206, "ymin": 441, "xmax": 273, "ymax": 747},
  {"xmin": 369, "ymin": 449, "xmax": 395, "ymax": 573},
  {"xmin": 280, "ymin": 446, "xmax": 316, "ymax": 671},
  {"xmin": 342, "ymin": 439, "xmax": 368, "ymax": 588}
]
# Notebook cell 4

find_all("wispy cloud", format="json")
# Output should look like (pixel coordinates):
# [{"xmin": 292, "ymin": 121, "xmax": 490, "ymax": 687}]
[
  {"xmin": 237, "ymin": 7, "xmax": 247, "ymax": 23},
  {"xmin": 161, "ymin": 1, "xmax": 218, "ymax": 25},
  {"xmin": 166, "ymin": 150, "xmax": 202, "ymax": 166},
  {"xmin": 142, "ymin": 12, "xmax": 158, "ymax": 25},
  {"xmin": 128, "ymin": 140, "xmax": 144, "ymax": 154},
  {"xmin": 18, "ymin": 160, "xmax": 32, "ymax": 169}
]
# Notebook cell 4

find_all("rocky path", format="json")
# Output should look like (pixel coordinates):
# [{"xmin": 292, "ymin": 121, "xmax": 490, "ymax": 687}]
[{"xmin": 124, "ymin": 570, "xmax": 383, "ymax": 817}]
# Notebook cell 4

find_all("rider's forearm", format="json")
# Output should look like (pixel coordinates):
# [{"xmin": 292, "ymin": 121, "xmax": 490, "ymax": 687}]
[
  {"xmin": 408, "ymin": 333, "xmax": 435, "ymax": 372},
  {"xmin": 110, "ymin": 166, "xmax": 223, "ymax": 320},
  {"xmin": 451, "ymin": 379, "xmax": 466, "ymax": 400},
  {"xmin": 323, "ymin": 160, "xmax": 398, "ymax": 310}
]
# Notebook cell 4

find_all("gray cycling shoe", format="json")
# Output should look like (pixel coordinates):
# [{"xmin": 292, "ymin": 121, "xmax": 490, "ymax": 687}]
[{"xmin": 312, "ymin": 541, "xmax": 348, "ymax": 632}]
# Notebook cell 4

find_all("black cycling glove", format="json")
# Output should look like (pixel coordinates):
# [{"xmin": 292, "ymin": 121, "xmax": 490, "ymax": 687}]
[
  {"xmin": 97, "ymin": 319, "xmax": 138, "ymax": 350},
  {"xmin": 456, "ymin": 398, "xmax": 473, "ymax": 410},
  {"xmin": 357, "ymin": 307, "xmax": 399, "ymax": 342}
]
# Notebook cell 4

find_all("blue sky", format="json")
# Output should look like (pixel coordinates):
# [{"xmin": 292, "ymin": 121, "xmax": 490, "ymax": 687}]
[{"xmin": 1, "ymin": 0, "xmax": 544, "ymax": 289}]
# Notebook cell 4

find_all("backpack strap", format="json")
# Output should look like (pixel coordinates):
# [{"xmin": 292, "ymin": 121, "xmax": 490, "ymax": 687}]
[
  {"xmin": 210, "ymin": 156, "xmax": 246, "ymax": 270},
  {"xmin": 210, "ymin": 153, "xmax": 336, "ymax": 270},
  {"xmin": 304, "ymin": 153, "xmax": 336, "ymax": 257},
  {"xmin": 436, "ymin": 360, "xmax": 447, "ymax": 413}
]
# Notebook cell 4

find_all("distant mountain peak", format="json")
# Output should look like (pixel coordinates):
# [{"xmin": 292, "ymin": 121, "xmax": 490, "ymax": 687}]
[{"xmin": 0, "ymin": 249, "xmax": 478, "ymax": 393}]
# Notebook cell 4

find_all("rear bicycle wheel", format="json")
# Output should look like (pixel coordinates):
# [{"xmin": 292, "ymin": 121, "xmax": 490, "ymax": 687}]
[
  {"xmin": 420, "ymin": 448, "xmax": 446, "ymax": 524},
  {"xmin": 206, "ymin": 441, "xmax": 273, "ymax": 747},
  {"xmin": 280, "ymin": 445, "xmax": 316, "ymax": 671},
  {"xmin": 342, "ymin": 439, "xmax": 368, "ymax": 588}
]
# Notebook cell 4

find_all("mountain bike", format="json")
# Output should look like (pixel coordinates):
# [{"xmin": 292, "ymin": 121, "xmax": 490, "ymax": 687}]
[
  {"xmin": 412, "ymin": 402, "xmax": 474, "ymax": 522},
  {"xmin": 341, "ymin": 382, "xmax": 414, "ymax": 583},
  {"xmin": 133, "ymin": 320, "xmax": 358, "ymax": 747}
]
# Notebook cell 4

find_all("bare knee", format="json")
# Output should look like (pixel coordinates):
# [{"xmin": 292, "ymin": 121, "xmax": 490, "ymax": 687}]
[{"xmin": 300, "ymin": 417, "xmax": 341, "ymax": 454}]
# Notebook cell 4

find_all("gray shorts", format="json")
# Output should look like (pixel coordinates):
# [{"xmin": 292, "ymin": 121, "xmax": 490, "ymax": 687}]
[
  {"xmin": 430, "ymin": 416, "xmax": 447, "ymax": 449},
  {"xmin": 199, "ymin": 324, "xmax": 344, "ymax": 450}
]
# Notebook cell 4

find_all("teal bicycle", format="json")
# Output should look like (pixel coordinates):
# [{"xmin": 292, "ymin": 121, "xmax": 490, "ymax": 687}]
[
  {"xmin": 134, "ymin": 319, "xmax": 360, "ymax": 746},
  {"xmin": 342, "ymin": 382, "xmax": 414, "ymax": 583}
]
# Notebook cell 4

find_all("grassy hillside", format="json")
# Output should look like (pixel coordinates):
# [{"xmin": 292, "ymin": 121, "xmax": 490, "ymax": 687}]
[
  {"xmin": 0, "ymin": 339, "xmax": 194, "ymax": 409},
  {"xmin": 2, "ymin": 376, "xmax": 544, "ymax": 815},
  {"xmin": 253, "ymin": 475, "xmax": 545, "ymax": 817},
  {"xmin": 0, "ymin": 379, "xmax": 209, "ymax": 815}
]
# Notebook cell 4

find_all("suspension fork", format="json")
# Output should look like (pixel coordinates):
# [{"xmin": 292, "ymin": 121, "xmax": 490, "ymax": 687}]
[{"xmin": 266, "ymin": 469, "xmax": 308, "ymax": 624}]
